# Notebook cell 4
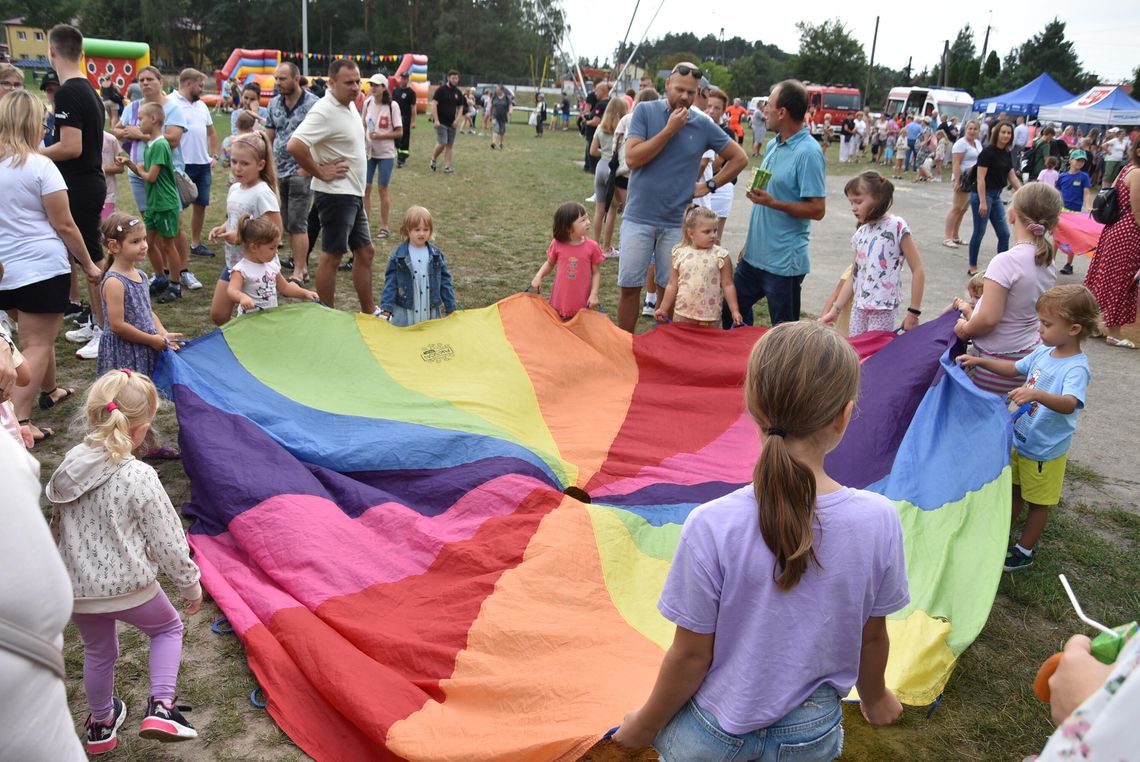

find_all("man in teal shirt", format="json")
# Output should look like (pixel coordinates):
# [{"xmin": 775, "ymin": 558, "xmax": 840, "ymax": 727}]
[{"xmin": 725, "ymin": 80, "xmax": 826, "ymax": 327}]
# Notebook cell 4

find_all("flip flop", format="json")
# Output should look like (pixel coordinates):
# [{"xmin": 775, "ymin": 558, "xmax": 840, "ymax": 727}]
[
  {"xmin": 1106, "ymin": 337, "xmax": 1137, "ymax": 349},
  {"xmin": 287, "ymin": 277, "xmax": 305, "ymax": 288},
  {"xmin": 38, "ymin": 386, "xmax": 75, "ymax": 410}
]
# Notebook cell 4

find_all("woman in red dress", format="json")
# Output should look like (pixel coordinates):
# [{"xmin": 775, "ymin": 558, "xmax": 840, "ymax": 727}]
[{"xmin": 1086, "ymin": 141, "xmax": 1140, "ymax": 348}]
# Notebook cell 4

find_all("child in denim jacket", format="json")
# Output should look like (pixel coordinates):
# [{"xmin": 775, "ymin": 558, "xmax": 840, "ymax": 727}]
[{"xmin": 379, "ymin": 206, "xmax": 458, "ymax": 326}]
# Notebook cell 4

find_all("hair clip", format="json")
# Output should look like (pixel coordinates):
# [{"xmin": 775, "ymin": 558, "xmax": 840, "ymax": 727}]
[
  {"xmin": 1027, "ymin": 223, "xmax": 1045, "ymax": 236},
  {"xmin": 120, "ymin": 368, "xmax": 132, "ymax": 377},
  {"xmin": 105, "ymin": 401, "xmax": 118, "ymax": 412}
]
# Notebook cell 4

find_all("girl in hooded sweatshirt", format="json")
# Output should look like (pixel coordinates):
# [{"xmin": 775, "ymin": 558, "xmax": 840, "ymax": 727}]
[{"xmin": 47, "ymin": 369, "xmax": 201, "ymax": 755}]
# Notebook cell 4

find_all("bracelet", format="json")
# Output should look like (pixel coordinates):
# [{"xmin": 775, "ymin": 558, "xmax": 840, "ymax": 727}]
[{"xmin": 907, "ymin": 307, "xmax": 922, "ymax": 316}]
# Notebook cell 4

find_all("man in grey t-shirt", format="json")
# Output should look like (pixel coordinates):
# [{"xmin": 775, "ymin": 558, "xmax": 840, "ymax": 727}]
[{"xmin": 616, "ymin": 62, "xmax": 747, "ymax": 332}]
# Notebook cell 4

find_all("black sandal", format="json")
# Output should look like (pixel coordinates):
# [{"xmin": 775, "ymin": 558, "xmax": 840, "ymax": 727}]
[
  {"xmin": 18, "ymin": 419, "xmax": 53, "ymax": 442},
  {"xmin": 38, "ymin": 386, "xmax": 75, "ymax": 410}
]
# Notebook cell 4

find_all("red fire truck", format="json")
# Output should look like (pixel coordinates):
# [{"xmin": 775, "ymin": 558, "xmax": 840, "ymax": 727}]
[{"xmin": 805, "ymin": 84, "xmax": 863, "ymax": 137}]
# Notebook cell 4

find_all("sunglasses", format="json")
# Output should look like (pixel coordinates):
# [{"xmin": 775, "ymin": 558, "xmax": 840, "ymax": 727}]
[{"xmin": 671, "ymin": 65, "xmax": 704, "ymax": 79}]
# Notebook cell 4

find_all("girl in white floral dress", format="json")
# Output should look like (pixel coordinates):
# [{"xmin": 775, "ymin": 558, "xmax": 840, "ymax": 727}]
[
  {"xmin": 655, "ymin": 206, "xmax": 743, "ymax": 327},
  {"xmin": 820, "ymin": 171, "xmax": 926, "ymax": 336}
]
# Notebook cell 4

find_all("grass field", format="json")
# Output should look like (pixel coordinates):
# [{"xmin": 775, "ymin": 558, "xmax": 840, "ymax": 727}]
[{"xmin": 23, "ymin": 108, "xmax": 1138, "ymax": 760}]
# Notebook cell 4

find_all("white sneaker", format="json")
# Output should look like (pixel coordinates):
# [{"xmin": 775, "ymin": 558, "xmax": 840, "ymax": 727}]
[
  {"xmin": 641, "ymin": 301, "xmax": 656, "ymax": 317},
  {"xmin": 65, "ymin": 320, "xmax": 96, "ymax": 343},
  {"xmin": 585, "ymin": 194, "xmax": 596, "ymax": 203},
  {"xmin": 180, "ymin": 271, "xmax": 203, "ymax": 290},
  {"xmin": 76, "ymin": 327, "xmax": 101, "ymax": 359}
]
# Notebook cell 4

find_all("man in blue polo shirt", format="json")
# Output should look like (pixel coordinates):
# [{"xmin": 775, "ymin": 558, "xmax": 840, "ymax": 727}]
[
  {"xmin": 904, "ymin": 114, "xmax": 923, "ymax": 172},
  {"xmin": 725, "ymin": 80, "xmax": 825, "ymax": 327},
  {"xmin": 618, "ymin": 62, "xmax": 748, "ymax": 332}
]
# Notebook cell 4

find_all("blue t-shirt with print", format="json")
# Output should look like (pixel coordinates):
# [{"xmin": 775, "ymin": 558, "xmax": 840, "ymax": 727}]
[
  {"xmin": 742, "ymin": 127, "xmax": 826, "ymax": 276},
  {"xmin": 1012, "ymin": 345, "xmax": 1091, "ymax": 461},
  {"xmin": 1055, "ymin": 171, "xmax": 1091, "ymax": 212},
  {"xmin": 624, "ymin": 101, "xmax": 731, "ymax": 228}
]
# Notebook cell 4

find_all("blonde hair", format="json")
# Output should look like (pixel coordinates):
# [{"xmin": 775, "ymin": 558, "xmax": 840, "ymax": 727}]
[
  {"xmin": 745, "ymin": 322, "xmax": 861, "ymax": 590},
  {"xmin": 599, "ymin": 96, "xmax": 629, "ymax": 135},
  {"xmin": 231, "ymin": 131, "xmax": 278, "ymax": 187},
  {"xmin": 1010, "ymin": 183, "xmax": 1062, "ymax": 267},
  {"xmin": 83, "ymin": 370, "xmax": 159, "ymax": 462},
  {"xmin": 1036, "ymin": 284, "xmax": 1105, "ymax": 341},
  {"xmin": 400, "ymin": 205, "xmax": 434, "ymax": 240},
  {"xmin": 677, "ymin": 205, "xmax": 718, "ymax": 249},
  {"xmin": 967, "ymin": 270, "xmax": 986, "ymax": 298},
  {"xmin": 0, "ymin": 90, "xmax": 46, "ymax": 166},
  {"xmin": 0, "ymin": 62, "xmax": 22, "ymax": 85}
]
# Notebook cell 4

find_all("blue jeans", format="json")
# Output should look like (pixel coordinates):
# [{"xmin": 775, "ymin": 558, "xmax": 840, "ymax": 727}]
[
  {"xmin": 654, "ymin": 687, "xmax": 843, "ymax": 762},
  {"xmin": 905, "ymin": 139, "xmax": 917, "ymax": 171},
  {"xmin": 968, "ymin": 189, "xmax": 1010, "ymax": 268},
  {"xmin": 725, "ymin": 258, "xmax": 805, "ymax": 327}
]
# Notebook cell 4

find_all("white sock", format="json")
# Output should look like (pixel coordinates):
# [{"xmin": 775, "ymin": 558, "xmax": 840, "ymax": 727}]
[
  {"xmin": 645, "ymin": 293, "xmax": 657, "ymax": 306},
  {"xmin": 1015, "ymin": 543, "xmax": 1034, "ymax": 557}
]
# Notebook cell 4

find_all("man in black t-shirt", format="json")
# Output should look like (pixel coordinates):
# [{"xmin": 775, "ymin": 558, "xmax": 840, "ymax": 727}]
[
  {"xmin": 583, "ymin": 81, "xmax": 609, "ymax": 175},
  {"xmin": 430, "ymin": 70, "xmax": 465, "ymax": 173},
  {"xmin": 392, "ymin": 70, "xmax": 417, "ymax": 167},
  {"xmin": 41, "ymin": 24, "xmax": 107, "ymax": 353}
]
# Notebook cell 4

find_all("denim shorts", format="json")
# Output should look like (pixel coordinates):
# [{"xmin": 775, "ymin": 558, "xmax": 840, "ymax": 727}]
[
  {"xmin": 434, "ymin": 124, "xmax": 456, "ymax": 145},
  {"xmin": 183, "ymin": 163, "xmax": 213, "ymax": 206},
  {"xmin": 617, "ymin": 219, "xmax": 679, "ymax": 288},
  {"xmin": 655, "ymin": 687, "xmax": 843, "ymax": 762},
  {"xmin": 313, "ymin": 192, "xmax": 372, "ymax": 256},
  {"xmin": 366, "ymin": 157, "xmax": 395, "ymax": 187},
  {"xmin": 128, "ymin": 173, "xmax": 148, "ymax": 212},
  {"xmin": 279, "ymin": 175, "xmax": 313, "ymax": 234}
]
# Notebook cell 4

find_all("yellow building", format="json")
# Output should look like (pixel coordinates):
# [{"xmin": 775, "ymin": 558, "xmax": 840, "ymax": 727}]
[{"xmin": 2, "ymin": 17, "xmax": 49, "ymax": 63}]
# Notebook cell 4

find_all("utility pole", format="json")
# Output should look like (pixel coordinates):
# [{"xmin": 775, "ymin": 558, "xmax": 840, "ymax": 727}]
[
  {"xmin": 719, "ymin": 27, "xmax": 724, "ymax": 66},
  {"xmin": 865, "ymin": 16, "xmax": 879, "ymax": 107},
  {"xmin": 941, "ymin": 40, "xmax": 950, "ymax": 86},
  {"xmin": 905, "ymin": 56, "xmax": 912, "ymax": 84},
  {"xmin": 301, "ymin": 0, "xmax": 309, "ymax": 76},
  {"xmin": 979, "ymin": 11, "xmax": 992, "ymax": 64}
]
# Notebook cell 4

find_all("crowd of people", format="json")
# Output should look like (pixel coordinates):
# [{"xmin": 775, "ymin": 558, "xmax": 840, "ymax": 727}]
[{"xmin": 0, "ymin": 25, "xmax": 1138, "ymax": 759}]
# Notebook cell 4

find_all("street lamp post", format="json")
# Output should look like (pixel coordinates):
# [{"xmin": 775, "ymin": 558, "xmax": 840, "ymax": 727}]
[{"xmin": 301, "ymin": 0, "xmax": 309, "ymax": 76}]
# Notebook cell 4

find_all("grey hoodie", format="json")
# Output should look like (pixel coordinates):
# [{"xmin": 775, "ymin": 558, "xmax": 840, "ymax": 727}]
[{"xmin": 47, "ymin": 443, "xmax": 201, "ymax": 614}]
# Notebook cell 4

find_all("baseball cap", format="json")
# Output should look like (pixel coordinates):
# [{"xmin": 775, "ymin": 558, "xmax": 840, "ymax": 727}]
[
  {"xmin": 369, "ymin": 74, "xmax": 387, "ymax": 87},
  {"xmin": 1069, "ymin": 149, "xmax": 1087, "ymax": 161},
  {"xmin": 40, "ymin": 69, "xmax": 60, "ymax": 90},
  {"xmin": 399, "ymin": 70, "xmax": 409, "ymax": 78}
]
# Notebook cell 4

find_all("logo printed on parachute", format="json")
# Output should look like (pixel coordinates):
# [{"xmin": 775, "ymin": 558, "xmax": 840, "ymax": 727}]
[{"xmin": 420, "ymin": 342, "xmax": 455, "ymax": 363}]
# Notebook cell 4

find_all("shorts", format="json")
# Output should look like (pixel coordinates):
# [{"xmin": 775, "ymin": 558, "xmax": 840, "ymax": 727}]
[
  {"xmin": 69, "ymin": 183, "xmax": 106, "ymax": 264},
  {"xmin": 0, "ymin": 273, "xmax": 71, "ymax": 313},
  {"xmin": 219, "ymin": 266, "xmax": 231, "ymax": 283},
  {"xmin": 654, "ymin": 687, "xmax": 843, "ymax": 762},
  {"xmin": 1011, "ymin": 447, "xmax": 1067, "ymax": 506},
  {"xmin": 183, "ymin": 163, "xmax": 213, "ymax": 206},
  {"xmin": 614, "ymin": 174, "xmax": 629, "ymax": 189},
  {"xmin": 279, "ymin": 175, "xmax": 313, "ymax": 234},
  {"xmin": 313, "ymin": 192, "xmax": 372, "ymax": 256},
  {"xmin": 708, "ymin": 188, "xmax": 733, "ymax": 219},
  {"xmin": 366, "ymin": 157, "xmax": 395, "ymax": 188},
  {"xmin": 128, "ymin": 173, "xmax": 148, "ymax": 212},
  {"xmin": 849, "ymin": 307, "xmax": 897, "ymax": 336},
  {"xmin": 101, "ymin": 202, "xmax": 115, "ymax": 220},
  {"xmin": 434, "ymin": 124, "xmax": 456, "ymax": 145},
  {"xmin": 593, "ymin": 162, "xmax": 611, "ymax": 203},
  {"xmin": 492, "ymin": 118, "xmax": 507, "ymax": 135},
  {"xmin": 144, "ymin": 207, "xmax": 180, "ymax": 239},
  {"xmin": 617, "ymin": 220, "xmax": 680, "ymax": 288}
]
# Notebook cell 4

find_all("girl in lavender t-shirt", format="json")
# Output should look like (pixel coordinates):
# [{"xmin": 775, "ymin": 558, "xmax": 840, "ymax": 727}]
[
  {"xmin": 955, "ymin": 184, "xmax": 1061, "ymax": 395},
  {"xmin": 613, "ymin": 322, "xmax": 909, "ymax": 758}
]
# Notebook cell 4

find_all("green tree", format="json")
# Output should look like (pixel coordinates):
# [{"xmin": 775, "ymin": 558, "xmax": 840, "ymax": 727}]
[
  {"xmin": 788, "ymin": 19, "xmax": 866, "ymax": 88},
  {"xmin": 945, "ymin": 26, "xmax": 979, "ymax": 91},
  {"xmin": 729, "ymin": 48, "xmax": 787, "ymax": 99},
  {"xmin": 1131, "ymin": 65, "xmax": 1140, "ymax": 93},
  {"xmin": 700, "ymin": 60, "xmax": 733, "ymax": 98},
  {"xmin": 977, "ymin": 51, "xmax": 1002, "ymax": 97},
  {"xmin": 997, "ymin": 19, "xmax": 1097, "ymax": 94}
]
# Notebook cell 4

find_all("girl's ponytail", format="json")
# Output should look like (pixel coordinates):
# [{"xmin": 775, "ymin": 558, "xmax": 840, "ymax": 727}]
[
  {"xmin": 744, "ymin": 322, "xmax": 861, "ymax": 590},
  {"xmin": 83, "ymin": 370, "xmax": 159, "ymax": 462},
  {"xmin": 1011, "ymin": 183, "xmax": 1062, "ymax": 267}
]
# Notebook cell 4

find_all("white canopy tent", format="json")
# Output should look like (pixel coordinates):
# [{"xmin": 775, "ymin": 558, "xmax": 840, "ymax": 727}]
[{"xmin": 1037, "ymin": 86, "xmax": 1140, "ymax": 126}]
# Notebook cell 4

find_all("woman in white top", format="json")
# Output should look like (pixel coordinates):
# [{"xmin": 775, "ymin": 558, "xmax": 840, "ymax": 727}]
[
  {"xmin": 943, "ymin": 119, "xmax": 982, "ymax": 248},
  {"xmin": 0, "ymin": 91, "xmax": 100, "ymax": 443}
]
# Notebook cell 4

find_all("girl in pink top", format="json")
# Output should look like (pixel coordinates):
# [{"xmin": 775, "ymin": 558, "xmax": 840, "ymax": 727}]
[
  {"xmin": 954, "ymin": 183, "xmax": 1062, "ymax": 395},
  {"xmin": 530, "ymin": 202, "xmax": 603, "ymax": 319}
]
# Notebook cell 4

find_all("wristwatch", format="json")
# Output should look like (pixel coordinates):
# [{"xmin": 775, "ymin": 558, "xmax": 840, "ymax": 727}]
[{"xmin": 705, "ymin": 178, "xmax": 718, "ymax": 192}]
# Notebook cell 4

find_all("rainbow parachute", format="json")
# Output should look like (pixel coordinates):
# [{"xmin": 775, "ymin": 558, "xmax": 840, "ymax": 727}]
[{"xmin": 155, "ymin": 297, "xmax": 1011, "ymax": 761}]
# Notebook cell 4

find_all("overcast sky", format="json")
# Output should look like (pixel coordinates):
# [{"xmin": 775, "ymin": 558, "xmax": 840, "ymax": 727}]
[{"xmin": 560, "ymin": 1, "xmax": 1138, "ymax": 85}]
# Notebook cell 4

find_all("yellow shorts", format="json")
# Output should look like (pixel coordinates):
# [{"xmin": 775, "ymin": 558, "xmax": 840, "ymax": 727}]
[{"xmin": 1010, "ymin": 448, "xmax": 1067, "ymax": 506}]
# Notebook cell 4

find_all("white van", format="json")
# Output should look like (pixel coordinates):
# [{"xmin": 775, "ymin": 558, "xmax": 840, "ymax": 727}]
[{"xmin": 883, "ymin": 87, "xmax": 974, "ymax": 125}]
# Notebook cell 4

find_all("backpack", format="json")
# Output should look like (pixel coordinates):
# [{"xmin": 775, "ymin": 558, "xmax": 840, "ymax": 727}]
[{"xmin": 1091, "ymin": 187, "xmax": 1119, "ymax": 226}]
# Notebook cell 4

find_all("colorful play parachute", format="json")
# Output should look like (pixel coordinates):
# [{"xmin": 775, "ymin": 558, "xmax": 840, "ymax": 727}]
[{"xmin": 155, "ymin": 297, "xmax": 1011, "ymax": 761}]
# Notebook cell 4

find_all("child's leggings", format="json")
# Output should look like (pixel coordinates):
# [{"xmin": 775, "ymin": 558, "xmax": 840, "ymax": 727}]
[{"xmin": 72, "ymin": 589, "xmax": 183, "ymax": 721}]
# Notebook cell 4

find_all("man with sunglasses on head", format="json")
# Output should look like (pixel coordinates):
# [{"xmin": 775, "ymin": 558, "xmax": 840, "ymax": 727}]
[
  {"xmin": 617, "ymin": 62, "xmax": 747, "ymax": 333},
  {"xmin": 723, "ymin": 80, "xmax": 826, "ymax": 328}
]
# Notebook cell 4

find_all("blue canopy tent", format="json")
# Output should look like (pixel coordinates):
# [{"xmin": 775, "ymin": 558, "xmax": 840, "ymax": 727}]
[{"xmin": 972, "ymin": 73, "xmax": 1075, "ymax": 118}]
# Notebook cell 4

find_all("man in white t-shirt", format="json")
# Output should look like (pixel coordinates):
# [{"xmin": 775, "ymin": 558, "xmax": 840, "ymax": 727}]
[
  {"xmin": 1012, "ymin": 116, "xmax": 1029, "ymax": 158},
  {"xmin": 288, "ymin": 59, "xmax": 376, "ymax": 314},
  {"xmin": 171, "ymin": 69, "xmax": 219, "ymax": 265},
  {"xmin": 1102, "ymin": 128, "xmax": 1128, "ymax": 187}
]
